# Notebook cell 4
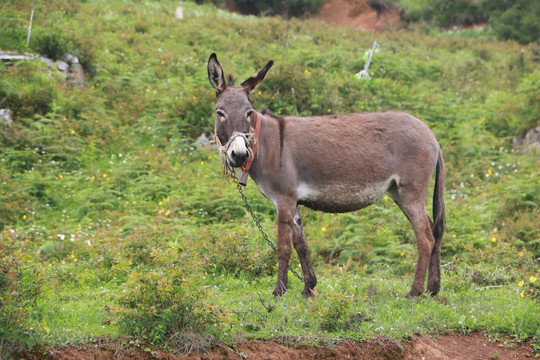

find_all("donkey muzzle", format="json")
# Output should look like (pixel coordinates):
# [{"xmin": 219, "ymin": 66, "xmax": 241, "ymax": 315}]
[{"xmin": 227, "ymin": 136, "xmax": 249, "ymax": 167}]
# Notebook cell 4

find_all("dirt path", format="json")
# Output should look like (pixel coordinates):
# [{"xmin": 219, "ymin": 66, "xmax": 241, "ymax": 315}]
[{"xmin": 20, "ymin": 332, "xmax": 534, "ymax": 359}]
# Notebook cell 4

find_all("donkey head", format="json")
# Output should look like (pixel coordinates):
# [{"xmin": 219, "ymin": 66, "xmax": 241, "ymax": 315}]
[{"xmin": 207, "ymin": 53, "xmax": 273, "ymax": 167}]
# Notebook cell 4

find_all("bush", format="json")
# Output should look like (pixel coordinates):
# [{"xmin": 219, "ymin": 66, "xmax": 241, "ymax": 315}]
[
  {"xmin": 0, "ymin": 235, "xmax": 43, "ymax": 358},
  {"xmin": 117, "ymin": 268, "xmax": 222, "ymax": 346},
  {"xmin": 197, "ymin": 0, "xmax": 324, "ymax": 16},
  {"xmin": 0, "ymin": 63, "xmax": 58, "ymax": 119},
  {"xmin": 489, "ymin": 0, "xmax": 540, "ymax": 44}
]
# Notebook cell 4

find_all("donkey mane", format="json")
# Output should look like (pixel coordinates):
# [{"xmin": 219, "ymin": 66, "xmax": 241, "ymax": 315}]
[{"xmin": 260, "ymin": 108, "xmax": 285, "ymax": 160}]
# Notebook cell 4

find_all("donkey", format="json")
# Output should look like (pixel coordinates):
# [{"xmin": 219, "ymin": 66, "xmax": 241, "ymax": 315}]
[{"xmin": 207, "ymin": 53, "xmax": 445, "ymax": 298}]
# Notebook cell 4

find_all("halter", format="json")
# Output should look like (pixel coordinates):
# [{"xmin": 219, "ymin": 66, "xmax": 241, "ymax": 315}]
[{"xmin": 214, "ymin": 111, "xmax": 262, "ymax": 186}]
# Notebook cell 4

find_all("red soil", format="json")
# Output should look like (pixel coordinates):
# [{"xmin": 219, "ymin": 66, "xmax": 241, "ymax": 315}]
[
  {"xmin": 314, "ymin": 0, "xmax": 403, "ymax": 31},
  {"xmin": 20, "ymin": 332, "xmax": 535, "ymax": 360}
]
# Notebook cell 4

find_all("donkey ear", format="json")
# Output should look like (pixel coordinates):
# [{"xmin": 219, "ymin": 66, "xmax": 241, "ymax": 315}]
[
  {"xmin": 240, "ymin": 60, "xmax": 274, "ymax": 93},
  {"xmin": 208, "ymin": 53, "xmax": 226, "ymax": 95}
]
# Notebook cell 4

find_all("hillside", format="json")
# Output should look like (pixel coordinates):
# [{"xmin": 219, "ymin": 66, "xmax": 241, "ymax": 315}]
[{"xmin": 0, "ymin": 0, "xmax": 539, "ymax": 358}]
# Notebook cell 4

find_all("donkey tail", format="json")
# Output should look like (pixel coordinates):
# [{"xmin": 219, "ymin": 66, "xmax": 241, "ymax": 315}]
[{"xmin": 432, "ymin": 146, "xmax": 446, "ymax": 247}]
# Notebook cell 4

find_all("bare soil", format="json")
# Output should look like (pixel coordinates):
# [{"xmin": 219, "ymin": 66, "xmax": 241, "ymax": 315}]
[
  {"xmin": 19, "ymin": 332, "xmax": 535, "ymax": 360},
  {"xmin": 314, "ymin": 0, "xmax": 403, "ymax": 31}
]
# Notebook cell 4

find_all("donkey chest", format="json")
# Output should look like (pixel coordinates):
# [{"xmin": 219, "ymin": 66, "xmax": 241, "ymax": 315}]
[{"xmin": 296, "ymin": 180, "xmax": 394, "ymax": 213}]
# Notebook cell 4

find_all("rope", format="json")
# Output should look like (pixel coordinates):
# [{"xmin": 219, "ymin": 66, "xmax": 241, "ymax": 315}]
[{"xmin": 214, "ymin": 128, "xmax": 258, "ymax": 175}]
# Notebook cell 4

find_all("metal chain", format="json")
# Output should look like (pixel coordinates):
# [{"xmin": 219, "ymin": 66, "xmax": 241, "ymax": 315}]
[{"xmin": 227, "ymin": 165, "xmax": 305, "ymax": 284}]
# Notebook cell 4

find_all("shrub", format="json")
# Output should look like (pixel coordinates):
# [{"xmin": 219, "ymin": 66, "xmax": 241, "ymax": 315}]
[
  {"xmin": 0, "ymin": 235, "xmax": 43, "ymax": 358},
  {"xmin": 117, "ymin": 268, "xmax": 222, "ymax": 346},
  {"xmin": 489, "ymin": 0, "xmax": 540, "ymax": 44}
]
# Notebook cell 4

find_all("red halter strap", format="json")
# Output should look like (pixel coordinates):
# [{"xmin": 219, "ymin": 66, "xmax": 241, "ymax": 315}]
[{"xmin": 239, "ymin": 111, "xmax": 261, "ymax": 185}]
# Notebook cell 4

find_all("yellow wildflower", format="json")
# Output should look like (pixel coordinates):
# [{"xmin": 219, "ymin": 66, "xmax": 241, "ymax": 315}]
[
  {"xmin": 520, "ymin": 291, "xmax": 525, "ymax": 298},
  {"xmin": 491, "ymin": 237, "xmax": 496, "ymax": 242},
  {"xmin": 321, "ymin": 227, "xmax": 326, "ymax": 232},
  {"xmin": 518, "ymin": 280, "xmax": 524, "ymax": 287},
  {"xmin": 530, "ymin": 276, "xmax": 537, "ymax": 283}
]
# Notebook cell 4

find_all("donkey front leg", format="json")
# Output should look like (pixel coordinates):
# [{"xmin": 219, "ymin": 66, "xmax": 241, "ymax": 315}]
[
  {"xmin": 273, "ymin": 204, "xmax": 294, "ymax": 297},
  {"xmin": 292, "ymin": 209, "xmax": 317, "ymax": 297}
]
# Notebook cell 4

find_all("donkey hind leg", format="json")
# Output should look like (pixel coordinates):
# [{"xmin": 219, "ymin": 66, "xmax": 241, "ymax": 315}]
[
  {"xmin": 273, "ymin": 204, "xmax": 294, "ymax": 297},
  {"xmin": 389, "ymin": 189, "xmax": 435, "ymax": 297},
  {"xmin": 427, "ymin": 221, "xmax": 442, "ymax": 295},
  {"xmin": 292, "ymin": 209, "xmax": 317, "ymax": 297}
]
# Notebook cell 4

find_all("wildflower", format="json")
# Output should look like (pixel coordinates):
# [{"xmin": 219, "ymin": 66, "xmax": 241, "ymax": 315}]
[
  {"xmin": 452, "ymin": 234, "xmax": 456, "ymax": 238},
  {"xmin": 71, "ymin": 129, "xmax": 75, "ymax": 134},
  {"xmin": 258, "ymin": 90, "xmax": 262, "ymax": 95},
  {"xmin": 492, "ymin": 228, "xmax": 497, "ymax": 233},
  {"xmin": 519, "ymin": 280, "xmax": 524, "ymax": 287},
  {"xmin": 102, "ymin": 173, "xmax": 107, "ymax": 178},
  {"xmin": 491, "ymin": 237, "xmax": 496, "ymax": 242},
  {"xmin": 520, "ymin": 291, "xmax": 525, "ymax": 298},
  {"xmin": 328, "ymin": 108, "xmax": 331, "ymax": 113},
  {"xmin": 383, "ymin": 195, "xmax": 388, "ymax": 201},
  {"xmin": 58, "ymin": 174, "xmax": 63, "ymax": 179},
  {"xmin": 488, "ymin": 169, "xmax": 492, "ymax": 176},
  {"xmin": 530, "ymin": 276, "xmax": 537, "ymax": 283},
  {"xmin": 23, "ymin": 215, "xmax": 27, "ymax": 220},
  {"xmin": 304, "ymin": 69, "xmax": 310, "ymax": 75},
  {"xmin": 321, "ymin": 227, "xmax": 326, "ymax": 232}
]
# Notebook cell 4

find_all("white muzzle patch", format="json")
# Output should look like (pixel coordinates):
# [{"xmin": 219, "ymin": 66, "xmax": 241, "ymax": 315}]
[{"xmin": 227, "ymin": 136, "xmax": 248, "ymax": 166}]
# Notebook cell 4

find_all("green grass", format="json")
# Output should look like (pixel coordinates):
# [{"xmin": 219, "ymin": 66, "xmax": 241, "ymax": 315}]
[{"xmin": 0, "ymin": 0, "xmax": 539, "ymax": 357}]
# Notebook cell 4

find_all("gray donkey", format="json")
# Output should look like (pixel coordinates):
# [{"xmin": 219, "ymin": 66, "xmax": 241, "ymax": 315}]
[{"xmin": 207, "ymin": 53, "xmax": 445, "ymax": 297}]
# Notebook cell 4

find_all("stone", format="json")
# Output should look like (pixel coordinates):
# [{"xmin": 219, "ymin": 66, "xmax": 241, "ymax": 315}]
[
  {"xmin": 0, "ymin": 109, "xmax": 13, "ymax": 126},
  {"xmin": 513, "ymin": 125, "xmax": 540, "ymax": 152}
]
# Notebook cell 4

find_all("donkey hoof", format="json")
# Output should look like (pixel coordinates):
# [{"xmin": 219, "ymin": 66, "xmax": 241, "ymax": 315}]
[
  {"xmin": 426, "ymin": 286, "xmax": 440, "ymax": 297},
  {"xmin": 301, "ymin": 287, "xmax": 316, "ymax": 298},
  {"xmin": 273, "ymin": 286, "xmax": 287, "ymax": 298},
  {"xmin": 406, "ymin": 289, "xmax": 424, "ymax": 298}
]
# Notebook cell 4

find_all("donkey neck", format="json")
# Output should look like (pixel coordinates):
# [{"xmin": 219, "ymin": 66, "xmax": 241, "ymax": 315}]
[{"xmin": 247, "ymin": 111, "xmax": 284, "ymax": 181}]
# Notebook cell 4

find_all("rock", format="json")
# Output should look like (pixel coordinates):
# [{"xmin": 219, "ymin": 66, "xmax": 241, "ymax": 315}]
[
  {"xmin": 0, "ymin": 109, "xmax": 13, "ymax": 126},
  {"xmin": 70, "ymin": 63, "xmax": 85, "ymax": 88},
  {"xmin": 194, "ymin": 132, "xmax": 214, "ymax": 147},
  {"xmin": 57, "ymin": 60, "xmax": 69, "ymax": 77},
  {"xmin": 64, "ymin": 53, "xmax": 79, "ymax": 65},
  {"xmin": 513, "ymin": 125, "xmax": 540, "ymax": 152},
  {"xmin": 39, "ymin": 56, "xmax": 55, "ymax": 68}
]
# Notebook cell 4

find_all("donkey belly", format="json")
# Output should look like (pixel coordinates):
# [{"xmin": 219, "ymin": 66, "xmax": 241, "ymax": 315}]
[{"xmin": 296, "ymin": 179, "xmax": 395, "ymax": 213}]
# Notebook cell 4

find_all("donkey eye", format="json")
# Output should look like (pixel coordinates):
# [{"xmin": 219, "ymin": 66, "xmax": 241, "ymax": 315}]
[
  {"xmin": 216, "ymin": 110, "xmax": 225, "ymax": 119},
  {"xmin": 246, "ymin": 109, "xmax": 253, "ymax": 118}
]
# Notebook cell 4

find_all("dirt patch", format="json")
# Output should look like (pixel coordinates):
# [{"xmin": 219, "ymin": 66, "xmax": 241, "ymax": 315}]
[
  {"xmin": 19, "ymin": 332, "xmax": 535, "ymax": 360},
  {"xmin": 314, "ymin": 0, "xmax": 403, "ymax": 31}
]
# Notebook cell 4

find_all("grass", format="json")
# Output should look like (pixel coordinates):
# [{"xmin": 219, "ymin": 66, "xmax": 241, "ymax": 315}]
[{"xmin": 0, "ymin": 0, "xmax": 539, "ymax": 357}]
